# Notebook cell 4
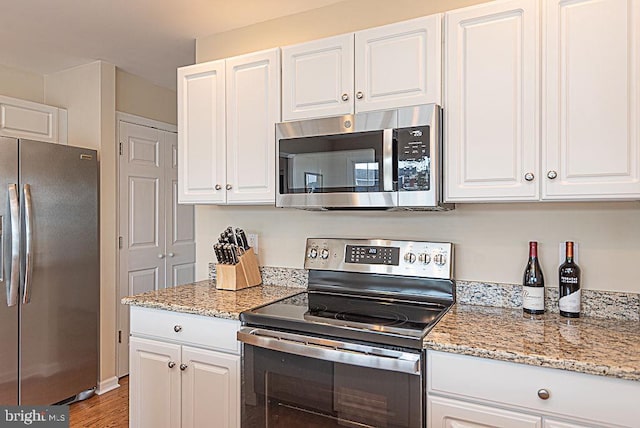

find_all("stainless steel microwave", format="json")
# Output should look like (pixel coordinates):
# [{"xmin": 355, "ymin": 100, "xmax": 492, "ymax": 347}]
[{"xmin": 276, "ymin": 104, "xmax": 452, "ymax": 210}]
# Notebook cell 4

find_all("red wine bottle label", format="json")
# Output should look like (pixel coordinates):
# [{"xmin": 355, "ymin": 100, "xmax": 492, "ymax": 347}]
[
  {"xmin": 559, "ymin": 289, "xmax": 581, "ymax": 313},
  {"xmin": 523, "ymin": 286, "xmax": 544, "ymax": 311}
]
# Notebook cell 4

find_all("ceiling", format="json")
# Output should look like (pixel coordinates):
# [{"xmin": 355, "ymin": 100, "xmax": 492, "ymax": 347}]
[{"xmin": 0, "ymin": 0, "xmax": 344, "ymax": 90}]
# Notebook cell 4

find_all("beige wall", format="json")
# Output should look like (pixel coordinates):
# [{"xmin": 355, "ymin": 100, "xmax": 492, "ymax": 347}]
[
  {"xmin": 196, "ymin": 0, "xmax": 488, "ymax": 62},
  {"xmin": 194, "ymin": 0, "xmax": 640, "ymax": 294},
  {"xmin": 0, "ymin": 63, "xmax": 44, "ymax": 103},
  {"xmin": 116, "ymin": 69, "xmax": 177, "ymax": 125},
  {"xmin": 44, "ymin": 61, "xmax": 118, "ymax": 389}
]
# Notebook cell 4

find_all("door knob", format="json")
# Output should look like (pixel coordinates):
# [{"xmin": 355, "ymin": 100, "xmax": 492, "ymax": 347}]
[
  {"xmin": 173, "ymin": 325, "xmax": 182, "ymax": 332},
  {"xmin": 524, "ymin": 172, "xmax": 535, "ymax": 181},
  {"xmin": 341, "ymin": 93, "xmax": 349, "ymax": 101},
  {"xmin": 158, "ymin": 254, "xmax": 165, "ymax": 259},
  {"xmin": 356, "ymin": 91, "xmax": 364, "ymax": 100},
  {"xmin": 215, "ymin": 184, "xmax": 222, "ymax": 190},
  {"xmin": 226, "ymin": 184, "xmax": 232, "ymax": 190},
  {"xmin": 547, "ymin": 170, "xmax": 558, "ymax": 179},
  {"xmin": 537, "ymin": 389, "xmax": 550, "ymax": 400},
  {"xmin": 168, "ymin": 361, "xmax": 176, "ymax": 369},
  {"xmin": 180, "ymin": 364, "xmax": 188, "ymax": 371},
  {"xmin": 168, "ymin": 253, "xmax": 175, "ymax": 258}
]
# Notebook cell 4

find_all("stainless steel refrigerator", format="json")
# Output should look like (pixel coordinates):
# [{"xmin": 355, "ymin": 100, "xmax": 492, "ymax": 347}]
[{"xmin": 0, "ymin": 137, "xmax": 99, "ymax": 405}]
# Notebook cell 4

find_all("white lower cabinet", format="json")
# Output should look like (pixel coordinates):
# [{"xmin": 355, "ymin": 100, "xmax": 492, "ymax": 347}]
[
  {"xmin": 427, "ymin": 350, "xmax": 640, "ymax": 428},
  {"xmin": 129, "ymin": 307, "xmax": 240, "ymax": 428}
]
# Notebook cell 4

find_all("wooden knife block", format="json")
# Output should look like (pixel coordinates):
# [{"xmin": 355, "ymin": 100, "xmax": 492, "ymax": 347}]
[{"xmin": 215, "ymin": 249, "xmax": 261, "ymax": 291}]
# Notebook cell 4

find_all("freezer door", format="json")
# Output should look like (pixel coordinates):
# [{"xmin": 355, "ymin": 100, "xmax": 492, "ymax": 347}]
[
  {"xmin": 0, "ymin": 137, "xmax": 18, "ymax": 405},
  {"xmin": 19, "ymin": 140, "xmax": 99, "ymax": 405}
]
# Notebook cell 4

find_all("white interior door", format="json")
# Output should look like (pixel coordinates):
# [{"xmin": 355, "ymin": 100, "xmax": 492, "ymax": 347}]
[
  {"xmin": 165, "ymin": 131, "xmax": 196, "ymax": 286},
  {"xmin": 118, "ymin": 117, "xmax": 195, "ymax": 377}
]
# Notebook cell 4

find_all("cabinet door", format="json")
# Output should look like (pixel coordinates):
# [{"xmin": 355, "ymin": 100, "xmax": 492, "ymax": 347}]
[
  {"xmin": 0, "ymin": 95, "xmax": 65, "ymax": 144},
  {"xmin": 177, "ymin": 60, "xmax": 226, "ymax": 203},
  {"xmin": 130, "ymin": 337, "xmax": 181, "ymax": 428},
  {"xmin": 181, "ymin": 346, "xmax": 240, "ymax": 428},
  {"xmin": 543, "ymin": 419, "xmax": 596, "ymax": 428},
  {"xmin": 543, "ymin": 0, "xmax": 640, "ymax": 199},
  {"xmin": 445, "ymin": 0, "xmax": 540, "ymax": 202},
  {"xmin": 355, "ymin": 15, "xmax": 442, "ymax": 113},
  {"xmin": 428, "ymin": 395, "xmax": 542, "ymax": 428},
  {"xmin": 282, "ymin": 34, "xmax": 354, "ymax": 120},
  {"xmin": 225, "ymin": 49, "xmax": 281, "ymax": 204}
]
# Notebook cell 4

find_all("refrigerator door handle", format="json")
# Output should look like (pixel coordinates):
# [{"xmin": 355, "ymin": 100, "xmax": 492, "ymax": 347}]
[
  {"xmin": 23, "ymin": 184, "xmax": 33, "ymax": 304},
  {"xmin": 7, "ymin": 184, "xmax": 19, "ymax": 307}
]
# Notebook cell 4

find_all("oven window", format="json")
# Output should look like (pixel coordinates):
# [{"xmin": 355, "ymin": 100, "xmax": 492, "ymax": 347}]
[
  {"xmin": 243, "ymin": 346, "xmax": 421, "ymax": 428},
  {"xmin": 278, "ymin": 131, "xmax": 385, "ymax": 195}
]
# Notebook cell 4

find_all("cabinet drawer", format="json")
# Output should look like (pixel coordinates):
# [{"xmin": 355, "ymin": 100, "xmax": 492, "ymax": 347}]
[
  {"xmin": 427, "ymin": 350, "xmax": 640, "ymax": 427},
  {"xmin": 130, "ymin": 306, "xmax": 240, "ymax": 354}
]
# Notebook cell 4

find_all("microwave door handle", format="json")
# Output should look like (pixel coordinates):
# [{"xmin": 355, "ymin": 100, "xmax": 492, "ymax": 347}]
[{"xmin": 382, "ymin": 129, "xmax": 394, "ymax": 191}]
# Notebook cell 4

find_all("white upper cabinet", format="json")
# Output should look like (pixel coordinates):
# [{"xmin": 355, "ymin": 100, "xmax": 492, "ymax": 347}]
[
  {"xmin": 0, "ymin": 95, "xmax": 68, "ymax": 145},
  {"xmin": 225, "ymin": 49, "xmax": 281, "ymax": 204},
  {"xmin": 445, "ymin": 0, "xmax": 540, "ymax": 202},
  {"xmin": 282, "ymin": 15, "xmax": 442, "ymax": 121},
  {"xmin": 178, "ymin": 48, "xmax": 280, "ymax": 205},
  {"xmin": 282, "ymin": 34, "xmax": 354, "ymax": 120},
  {"xmin": 543, "ymin": 0, "xmax": 640, "ymax": 200},
  {"xmin": 355, "ymin": 15, "xmax": 442, "ymax": 113},
  {"xmin": 177, "ymin": 60, "xmax": 226, "ymax": 204}
]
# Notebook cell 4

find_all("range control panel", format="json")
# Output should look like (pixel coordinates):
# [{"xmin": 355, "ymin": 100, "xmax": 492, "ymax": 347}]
[{"xmin": 304, "ymin": 238, "xmax": 453, "ymax": 280}]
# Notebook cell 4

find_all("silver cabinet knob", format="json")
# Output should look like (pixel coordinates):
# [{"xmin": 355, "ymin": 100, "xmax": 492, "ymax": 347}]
[
  {"xmin": 173, "ymin": 325, "xmax": 182, "ymax": 332},
  {"xmin": 356, "ymin": 91, "xmax": 364, "ymax": 100},
  {"xmin": 341, "ymin": 93, "xmax": 349, "ymax": 102},
  {"xmin": 547, "ymin": 170, "xmax": 558, "ymax": 179},
  {"xmin": 168, "ymin": 361, "xmax": 176, "ymax": 369},
  {"xmin": 226, "ymin": 184, "xmax": 232, "ymax": 190},
  {"xmin": 180, "ymin": 364, "xmax": 188, "ymax": 371},
  {"xmin": 168, "ymin": 252, "xmax": 175, "ymax": 258},
  {"xmin": 537, "ymin": 389, "xmax": 550, "ymax": 400},
  {"xmin": 215, "ymin": 184, "xmax": 222, "ymax": 190},
  {"xmin": 158, "ymin": 254, "xmax": 165, "ymax": 259},
  {"xmin": 524, "ymin": 172, "xmax": 535, "ymax": 181}
]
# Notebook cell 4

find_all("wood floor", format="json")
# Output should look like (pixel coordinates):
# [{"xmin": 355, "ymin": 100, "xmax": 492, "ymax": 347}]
[{"xmin": 69, "ymin": 376, "xmax": 129, "ymax": 427}]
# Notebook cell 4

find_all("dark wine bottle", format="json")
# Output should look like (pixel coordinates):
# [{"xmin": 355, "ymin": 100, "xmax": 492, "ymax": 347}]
[
  {"xmin": 559, "ymin": 241, "xmax": 581, "ymax": 318},
  {"xmin": 523, "ymin": 241, "xmax": 545, "ymax": 315}
]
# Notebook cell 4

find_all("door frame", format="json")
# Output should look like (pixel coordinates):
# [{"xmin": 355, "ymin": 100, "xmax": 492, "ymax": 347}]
[{"xmin": 115, "ymin": 112, "xmax": 177, "ymax": 377}]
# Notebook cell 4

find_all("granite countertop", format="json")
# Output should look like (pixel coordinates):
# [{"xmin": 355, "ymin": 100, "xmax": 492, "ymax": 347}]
[
  {"xmin": 121, "ymin": 280, "xmax": 303, "ymax": 320},
  {"xmin": 424, "ymin": 304, "xmax": 640, "ymax": 382}
]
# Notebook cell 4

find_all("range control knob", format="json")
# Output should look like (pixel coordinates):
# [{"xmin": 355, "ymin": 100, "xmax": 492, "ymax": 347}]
[
  {"xmin": 418, "ymin": 253, "xmax": 431, "ymax": 264},
  {"xmin": 433, "ymin": 253, "xmax": 447, "ymax": 266},
  {"xmin": 320, "ymin": 248, "xmax": 330, "ymax": 259},
  {"xmin": 308, "ymin": 247, "xmax": 318, "ymax": 259},
  {"xmin": 404, "ymin": 252, "xmax": 416, "ymax": 264}
]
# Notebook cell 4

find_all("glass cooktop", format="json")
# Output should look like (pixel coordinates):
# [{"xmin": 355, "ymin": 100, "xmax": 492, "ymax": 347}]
[{"xmin": 240, "ymin": 291, "xmax": 450, "ymax": 350}]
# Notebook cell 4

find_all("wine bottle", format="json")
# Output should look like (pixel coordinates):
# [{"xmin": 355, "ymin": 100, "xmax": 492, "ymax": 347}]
[
  {"xmin": 559, "ymin": 241, "xmax": 581, "ymax": 318},
  {"xmin": 523, "ymin": 241, "xmax": 545, "ymax": 315}
]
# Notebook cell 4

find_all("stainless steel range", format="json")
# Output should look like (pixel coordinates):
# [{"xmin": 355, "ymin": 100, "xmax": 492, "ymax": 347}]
[{"xmin": 239, "ymin": 238, "xmax": 455, "ymax": 428}]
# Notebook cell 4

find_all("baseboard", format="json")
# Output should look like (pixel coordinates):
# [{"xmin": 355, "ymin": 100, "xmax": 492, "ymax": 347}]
[{"xmin": 96, "ymin": 376, "xmax": 120, "ymax": 395}]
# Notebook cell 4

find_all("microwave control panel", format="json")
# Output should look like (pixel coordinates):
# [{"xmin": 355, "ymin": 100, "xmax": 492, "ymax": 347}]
[{"xmin": 396, "ymin": 125, "xmax": 430, "ymax": 191}]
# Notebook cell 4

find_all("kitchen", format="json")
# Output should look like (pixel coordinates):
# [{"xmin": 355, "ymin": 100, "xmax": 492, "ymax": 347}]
[{"xmin": 1, "ymin": 0, "xmax": 639, "ymax": 427}]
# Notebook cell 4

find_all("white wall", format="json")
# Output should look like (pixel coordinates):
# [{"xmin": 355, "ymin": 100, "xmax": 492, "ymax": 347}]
[
  {"xmin": 194, "ymin": 0, "xmax": 640, "ymax": 294},
  {"xmin": 44, "ymin": 61, "xmax": 118, "ymax": 389},
  {"xmin": 0, "ymin": 63, "xmax": 44, "ymax": 103}
]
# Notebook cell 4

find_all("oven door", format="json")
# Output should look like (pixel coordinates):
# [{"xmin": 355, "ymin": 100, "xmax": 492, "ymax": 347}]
[
  {"xmin": 239, "ymin": 327, "xmax": 423, "ymax": 428},
  {"xmin": 276, "ymin": 112, "xmax": 398, "ymax": 209}
]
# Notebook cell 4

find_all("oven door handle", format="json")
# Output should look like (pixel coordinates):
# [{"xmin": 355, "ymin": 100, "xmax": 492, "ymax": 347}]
[{"xmin": 237, "ymin": 327, "xmax": 421, "ymax": 375}]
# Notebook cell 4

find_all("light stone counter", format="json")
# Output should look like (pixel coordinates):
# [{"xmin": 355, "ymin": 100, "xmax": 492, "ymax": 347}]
[
  {"xmin": 424, "ymin": 304, "xmax": 640, "ymax": 381},
  {"xmin": 122, "ymin": 280, "xmax": 303, "ymax": 320}
]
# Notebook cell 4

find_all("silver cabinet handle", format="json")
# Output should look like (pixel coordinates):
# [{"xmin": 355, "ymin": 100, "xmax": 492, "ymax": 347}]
[
  {"xmin": 524, "ymin": 172, "xmax": 535, "ymax": 181},
  {"xmin": 226, "ymin": 184, "xmax": 232, "ymax": 190},
  {"xmin": 7, "ymin": 184, "xmax": 19, "ymax": 307},
  {"xmin": 537, "ymin": 389, "xmax": 550, "ymax": 400},
  {"xmin": 547, "ymin": 170, "xmax": 558, "ymax": 179},
  {"xmin": 215, "ymin": 184, "xmax": 222, "ymax": 190},
  {"xmin": 168, "ymin": 252, "xmax": 175, "ymax": 258},
  {"xmin": 179, "ymin": 364, "xmax": 188, "ymax": 371},
  {"xmin": 173, "ymin": 325, "xmax": 182, "ymax": 332},
  {"xmin": 356, "ymin": 91, "xmax": 364, "ymax": 100},
  {"xmin": 341, "ymin": 93, "xmax": 349, "ymax": 101},
  {"xmin": 158, "ymin": 254, "xmax": 165, "ymax": 259},
  {"xmin": 168, "ymin": 361, "xmax": 176, "ymax": 369},
  {"xmin": 23, "ymin": 184, "xmax": 33, "ymax": 304}
]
